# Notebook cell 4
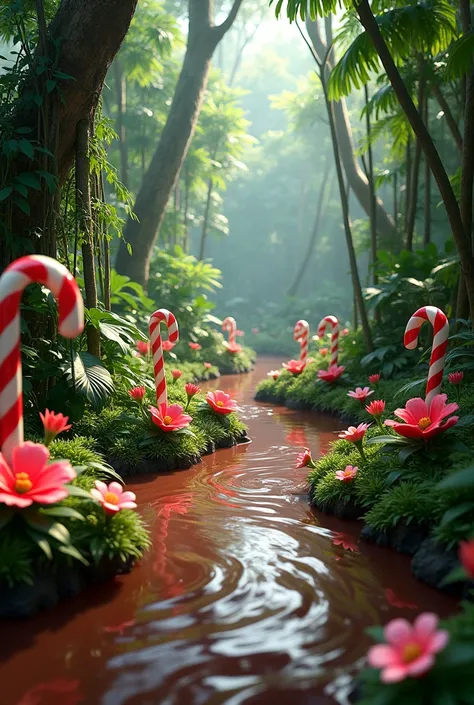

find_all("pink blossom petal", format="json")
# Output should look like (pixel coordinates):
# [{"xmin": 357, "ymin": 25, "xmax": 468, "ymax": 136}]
[
  {"xmin": 385, "ymin": 421, "xmax": 424, "ymax": 439},
  {"xmin": 367, "ymin": 644, "xmax": 397, "ymax": 668},
  {"xmin": 429, "ymin": 394, "xmax": 458, "ymax": 422},
  {"xmin": 108, "ymin": 482, "xmax": 124, "ymax": 497},
  {"xmin": 384, "ymin": 618, "xmax": 412, "ymax": 645},
  {"xmin": 0, "ymin": 454, "xmax": 15, "ymax": 484},
  {"xmin": 119, "ymin": 500, "xmax": 137, "ymax": 510},
  {"xmin": 413, "ymin": 612, "xmax": 438, "ymax": 638},
  {"xmin": 406, "ymin": 653, "xmax": 435, "ymax": 677},
  {"xmin": 90, "ymin": 488, "xmax": 104, "ymax": 502},
  {"xmin": 29, "ymin": 488, "xmax": 69, "ymax": 505},
  {"xmin": 0, "ymin": 491, "xmax": 33, "ymax": 508},
  {"xmin": 120, "ymin": 491, "xmax": 136, "ymax": 503},
  {"xmin": 12, "ymin": 442, "xmax": 50, "ymax": 481},
  {"xmin": 404, "ymin": 397, "xmax": 429, "ymax": 420},
  {"xmin": 381, "ymin": 665, "xmax": 409, "ymax": 683},
  {"xmin": 429, "ymin": 630, "xmax": 450, "ymax": 653},
  {"xmin": 95, "ymin": 480, "xmax": 108, "ymax": 495},
  {"xmin": 103, "ymin": 502, "xmax": 120, "ymax": 514}
]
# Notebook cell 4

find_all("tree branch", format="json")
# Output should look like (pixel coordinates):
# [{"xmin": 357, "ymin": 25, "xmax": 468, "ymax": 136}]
[{"xmin": 215, "ymin": 0, "xmax": 244, "ymax": 39}]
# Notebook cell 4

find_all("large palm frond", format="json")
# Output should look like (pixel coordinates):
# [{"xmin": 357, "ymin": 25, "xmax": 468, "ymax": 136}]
[
  {"xmin": 272, "ymin": 0, "xmax": 344, "ymax": 21},
  {"xmin": 328, "ymin": 0, "xmax": 456, "ymax": 99},
  {"xmin": 445, "ymin": 31, "xmax": 474, "ymax": 80}
]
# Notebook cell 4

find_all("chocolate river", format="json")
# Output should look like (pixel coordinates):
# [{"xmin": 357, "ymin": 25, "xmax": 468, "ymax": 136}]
[{"xmin": 0, "ymin": 358, "xmax": 456, "ymax": 705}]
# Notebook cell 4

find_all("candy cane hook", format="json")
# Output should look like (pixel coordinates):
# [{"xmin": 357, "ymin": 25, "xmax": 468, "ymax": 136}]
[
  {"xmin": 317, "ymin": 315, "xmax": 339, "ymax": 367},
  {"xmin": 222, "ymin": 317, "xmax": 236, "ymax": 346},
  {"xmin": 0, "ymin": 255, "xmax": 84, "ymax": 464},
  {"xmin": 404, "ymin": 306, "xmax": 449, "ymax": 405},
  {"xmin": 149, "ymin": 309, "xmax": 179, "ymax": 406},
  {"xmin": 293, "ymin": 320, "xmax": 309, "ymax": 365}
]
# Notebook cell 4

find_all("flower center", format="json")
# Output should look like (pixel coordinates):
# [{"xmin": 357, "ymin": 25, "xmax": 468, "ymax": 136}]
[
  {"xmin": 163, "ymin": 415, "xmax": 173, "ymax": 425},
  {"xmin": 402, "ymin": 642, "xmax": 422, "ymax": 663},
  {"xmin": 14, "ymin": 472, "xmax": 32, "ymax": 494},
  {"xmin": 418, "ymin": 416, "xmax": 432, "ymax": 430},
  {"xmin": 216, "ymin": 400, "xmax": 224, "ymax": 407},
  {"xmin": 104, "ymin": 492, "xmax": 119, "ymax": 505}
]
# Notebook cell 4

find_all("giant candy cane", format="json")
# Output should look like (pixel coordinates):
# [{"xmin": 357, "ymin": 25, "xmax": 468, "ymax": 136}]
[
  {"xmin": 404, "ymin": 306, "xmax": 449, "ymax": 405},
  {"xmin": 317, "ymin": 315, "xmax": 339, "ymax": 367},
  {"xmin": 0, "ymin": 255, "xmax": 84, "ymax": 464},
  {"xmin": 222, "ymin": 316, "xmax": 237, "ymax": 346},
  {"xmin": 293, "ymin": 320, "xmax": 309, "ymax": 365},
  {"xmin": 149, "ymin": 309, "xmax": 179, "ymax": 406}
]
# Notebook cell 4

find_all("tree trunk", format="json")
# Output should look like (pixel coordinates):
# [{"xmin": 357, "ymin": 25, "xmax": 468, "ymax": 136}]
[
  {"xmin": 76, "ymin": 120, "xmax": 100, "ymax": 357},
  {"xmin": 405, "ymin": 59, "xmax": 425, "ymax": 251},
  {"xmin": 393, "ymin": 170, "xmax": 398, "ymax": 227},
  {"xmin": 199, "ymin": 178, "xmax": 213, "ymax": 260},
  {"xmin": 432, "ymin": 84, "xmax": 463, "ymax": 153},
  {"xmin": 0, "ymin": 0, "xmax": 138, "ymax": 272},
  {"xmin": 423, "ymin": 102, "xmax": 431, "ymax": 247},
  {"xmin": 115, "ymin": 0, "xmax": 243, "ymax": 287},
  {"xmin": 404, "ymin": 139, "xmax": 412, "ymax": 235},
  {"xmin": 183, "ymin": 162, "xmax": 191, "ymax": 253},
  {"xmin": 355, "ymin": 0, "xmax": 474, "ymax": 322},
  {"xmin": 287, "ymin": 159, "xmax": 332, "ymax": 297},
  {"xmin": 364, "ymin": 85, "xmax": 377, "ymax": 284},
  {"xmin": 113, "ymin": 59, "xmax": 129, "ymax": 188}
]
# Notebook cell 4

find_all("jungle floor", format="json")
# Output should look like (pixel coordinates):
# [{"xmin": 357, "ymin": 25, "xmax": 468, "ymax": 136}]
[{"xmin": 0, "ymin": 358, "xmax": 457, "ymax": 705}]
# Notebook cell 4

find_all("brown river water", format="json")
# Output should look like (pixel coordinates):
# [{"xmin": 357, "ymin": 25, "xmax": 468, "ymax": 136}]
[{"xmin": 0, "ymin": 357, "xmax": 456, "ymax": 705}]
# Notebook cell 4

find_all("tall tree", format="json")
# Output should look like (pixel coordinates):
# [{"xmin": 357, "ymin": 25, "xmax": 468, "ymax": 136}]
[{"xmin": 115, "ymin": 0, "xmax": 243, "ymax": 287}]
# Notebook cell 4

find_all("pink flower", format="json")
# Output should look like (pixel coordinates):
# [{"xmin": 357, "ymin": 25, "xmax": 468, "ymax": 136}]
[
  {"xmin": 225, "ymin": 342, "xmax": 243, "ymax": 354},
  {"xmin": 317, "ymin": 365, "xmax": 345, "ymax": 383},
  {"xmin": 459, "ymin": 539, "xmax": 474, "ymax": 578},
  {"xmin": 0, "ymin": 442, "xmax": 76, "ymax": 508},
  {"xmin": 150, "ymin": 403, "xmax": 192, "ymax": 432},
  {"xmin": 189, "ymin": 342, "xmax": 201, "ymax": 350},
  {"xmin": 320, "ymin": 347, "xmax": 328, "ymax": 357},
  {"xmin": 369, "ymin": 373, "xmax": 381, "ymax": 384},
  {"xmin": 162, "ymin": 340, "xmax": 174, "ymax": 352},
  {"xmin": 235, "ymin": 329, "xmax": 244, "ymax": 337},
  {"xmin": 342, "ymin": 328, "xmax": 350, "ymax": 336},
  {"xmin": 172, "ymin": 369, "xmax": 182, "ymax": 380},
  {"xmin": 335, "ymin": 465, "xmax": 358, "ymax": 482},
  {"xmin": 384, "ymin": 394, "xmax": 459, "ymax": 442},
  {"xmin": 347, "ymin": 386, "xmax": 374, "ymax": 403},
  {"xmin": 252, "ymin": 328, "xmax": 259, "ymax": 334},
  {"xmin": 136, "ymin": 340, "xmax": 149, "ymax": 355},
  {"xmin": 296, "ymin": 448, "xmax": 313, "ymax": 468},
  {"xmin": 185, "ymin": 383, "xmax": 200, "ymax": 400},
  {"xmin": 129, "ymin": 386, "xmax": 146, "ymax": 402},
  {"xmin": 366, "ymin": 399, "xmax": 386, "ymax": 417},
  {"xmin": 448, "ymin": 371, "xmax": 463, "ymax": 385},
  {"xmin": 204, "ymin": 362, "xmax": 212, "ymax": 369},
  {"xmin": 267, "ymin": 369, "xmax": 281, "ymax": 380},
  {"xmin": 90, "ymin": 480, "xmax": 137, "ymax": 515},
  {"xmin": 206, "ymin": 390, "xmax": 238, "ymax": 415},
  {"xmin": 283, "ymin": 359, "xmax": 306, "ymax": 375},
  {"xmin": 332, "ymin": 532, "xmax": 358, "ymax": 552},
  {"xmin": 339, "ymin": 423, "xmax": 370, "ymax": 443},
  {"xmin": 367, "ymin": 613, "xmax": 449, "ymax": 683},
  {"xmin": 40, "ymin": 409, "xmax": 72, "ymax": 445}
]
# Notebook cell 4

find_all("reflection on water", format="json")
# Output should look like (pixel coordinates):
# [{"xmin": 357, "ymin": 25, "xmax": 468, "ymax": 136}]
[{"xmin": 0, "ymin": 358, "xmax": 456, "ymax": 705}]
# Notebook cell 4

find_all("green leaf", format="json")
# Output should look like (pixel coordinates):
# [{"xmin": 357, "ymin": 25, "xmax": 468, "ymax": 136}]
[
  {"xmin": 399, "ymin": 444, "xmax": 423, "ymax": 464},
  {"xmin": 19, "ymin": 138, "xmax": 34, "ymax": 159},
  {"xmin": 65, "ymin": 352, "xmax": 115, "ymax": 409},
  {"xmin": 24, "ymin": 512, "xmax": 71, "ymax": 544},
  {"xmin": 0, "ymin": 186, "xmax": 12, "ymax": 201},
  {"xmin": 15, "ymin": 172, "xmax": 41, "ymax": 190},
  {"xmin": 440, "ymin": 503, "xmax": 474, "ymax": 527},
  {"xmin": 440, "ymin": 566, "xmax": 467, "ymax": 586},
  {"xmin": 58, "ymin": 544, "xmax": 89, "ymax": 565},
  {"xmin": 438, "ymin": 464, "xmax": 474, "ymax": 490},
  {"xmin": 66, "ymin": 484, "xmax": 95, "ymax": 500},
  {"xmin": 46, "ymin": 79, "xmax": 56, "ymax": 93},
  {"xmin": 12, "ymin": 196, "xmax": 30, "ymax": 215},
  {"xmin": 41, "ymin": 506, "xmax": 85, "ymax": 521},
  {"xmin": 25, "ymin": 528, "xmax": 53, "ymax": 559}
]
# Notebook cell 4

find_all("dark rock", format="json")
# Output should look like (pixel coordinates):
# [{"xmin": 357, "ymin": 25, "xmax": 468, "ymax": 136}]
[
  {"xmin": 348, "ymin": 681, "xmax": 362, "ymax": 703},
  {"xmin": 360, "ymin": 524, "xmax": 390, "ymax": 548},
  {"xmin": 389, "ymin": 524, "xmax": 427, "ymax": 556},
  {"xmin": 285, "ymin": 399, "xmax": 312, "ymax": 411},
  {"xmin": 411, "ymin": 537, "xmax": 465, "ymax": 596},
  {"xmin": 109, "ymin": 453, "xmax": 201, "ymax": 476},
  {"xmin": 332, "ymin": 500, "xmax": 364, "ymax": 520}
]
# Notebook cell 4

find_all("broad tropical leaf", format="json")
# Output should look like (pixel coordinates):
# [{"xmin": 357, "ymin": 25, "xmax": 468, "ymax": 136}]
[
  {"xmin": 445, "ymin": 31, "xmax": 474, "ymax": 80},
  {"xmin": 66, "ymin": 352, "xmax": 115, "ymax": 409}
]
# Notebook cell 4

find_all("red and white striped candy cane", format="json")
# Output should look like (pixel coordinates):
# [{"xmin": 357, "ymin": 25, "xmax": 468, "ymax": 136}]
[
  {"xmin": 149, "ymin": 309, "xmax": 179, "ymax": 406},
  {"xmin": 0, "ymin": 255, "xmax": 84, "ymax": 464},
  {"xmin": 293, "ymin": 319, "xmax": 309, "ymax": 365},
  {"xmin": 317, "ymin": 315, "xmax": 339, "ymax": 367},
  {"xmin": 404, "ymin": 306, "xmax": 449, "ymax": 405},
  {"xmin": 223, "ymin": 317, "xmax": 236, "ymax": 346}
]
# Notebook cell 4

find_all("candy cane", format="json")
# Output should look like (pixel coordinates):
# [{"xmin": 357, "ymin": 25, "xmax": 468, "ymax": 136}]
[
  {"xmin": 293, "ymin": 319, "xmax": 309, "ymax": 365},
  {"xmin": 404, "ymin": 306, "xmax": 449, "ymax": 405},
  {"xmin": 317, "ymin": 315, "xmax": 339, "ymax": 367},
  {"xmin": 222, "ymin": 316, "xmax": 236, "ymax": 346},
  {"xmin": 0, "ymin": 255, "xmax": 84, "ymax": 464},
  {"xmin": 149, "ymin": 309, "xmax": 179, "ymax": 406}
]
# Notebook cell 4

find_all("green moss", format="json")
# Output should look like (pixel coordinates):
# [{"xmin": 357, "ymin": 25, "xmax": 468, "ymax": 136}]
[
  {"xmin": 364, "ymin": 482, "xmax": 441, "ymax": 531},
  {"xmin": 0, "ymin": 530, "xmax": 36, "ymax": 587}
]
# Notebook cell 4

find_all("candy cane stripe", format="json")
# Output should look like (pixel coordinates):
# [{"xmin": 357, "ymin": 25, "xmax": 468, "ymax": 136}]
[
  {"xmin": 293, "ymin": 320, "xmax": 309, "ymax": 365},
  {"xmin": 0, "ymin": 255, "xmax": 84, "ymax": 464},
  {"xmin": 149, "ymin": 309, "xmax": 179, "ymax": 406},
  {"xmin": 403, "ymin": 306, "xmax": 449, "ymax": 405},
  {"xmin": 317, "ymin": 315, "xmax": 339, "ymax": 367}
]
